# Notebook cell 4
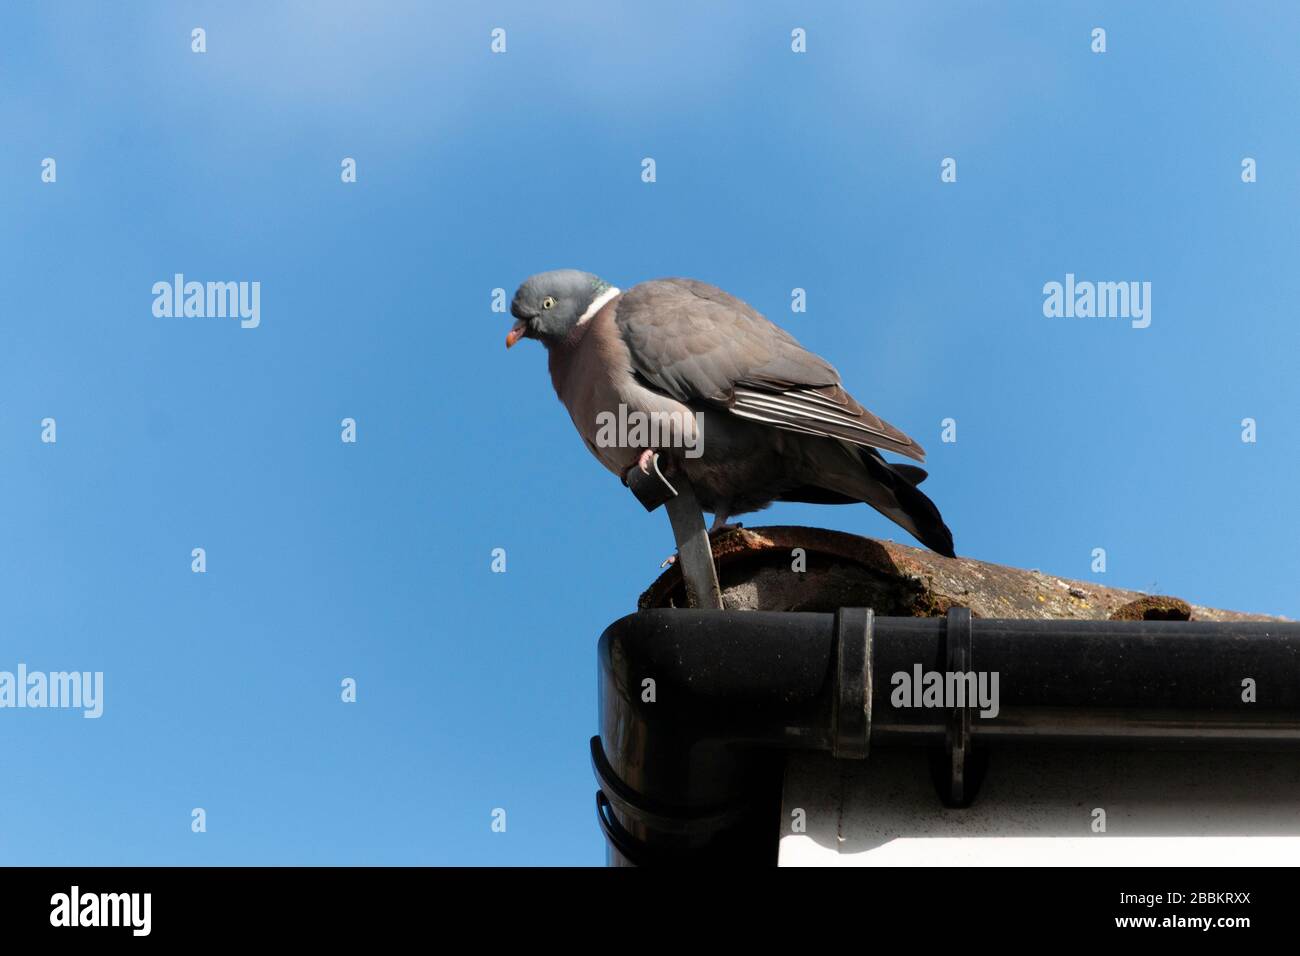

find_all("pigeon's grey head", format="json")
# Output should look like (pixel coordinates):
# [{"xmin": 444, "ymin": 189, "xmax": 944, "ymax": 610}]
[{"xmin": 506, "ymin": 269, "xmax": 615, "ymax": 348}]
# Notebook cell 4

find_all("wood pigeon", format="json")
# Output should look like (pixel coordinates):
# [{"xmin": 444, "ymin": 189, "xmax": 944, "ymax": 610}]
[{"xmin": 506, "ymin": 269, "xmax": 955, "ymax": 557}]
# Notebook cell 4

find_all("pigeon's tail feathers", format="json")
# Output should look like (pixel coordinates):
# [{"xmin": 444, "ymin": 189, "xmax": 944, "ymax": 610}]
[
  {"xmin": 787, "ymin": 440, "xmax": 955, "ymax": 556},
  {"xmin": 890, "ymin": 464, "xmax": 928, "ymax": 486},
  {"xmin": 762, "ymin": 434, "xmax": 955, "ymax": 556},
  {"xmin": 853, "ymin": 449, "xmax": 955, "ymax": 558}
]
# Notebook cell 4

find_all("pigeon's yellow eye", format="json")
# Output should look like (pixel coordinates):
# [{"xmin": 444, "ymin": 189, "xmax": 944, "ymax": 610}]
[{"xmin": 542, "ymin": 296, "xmax": 556, "ymax": 310}]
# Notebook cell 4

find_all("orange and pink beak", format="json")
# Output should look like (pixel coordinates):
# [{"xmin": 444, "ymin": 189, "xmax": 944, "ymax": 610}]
[{"xmin": 505, "ymin": 320, "xmax": 527, "ymax": 349}]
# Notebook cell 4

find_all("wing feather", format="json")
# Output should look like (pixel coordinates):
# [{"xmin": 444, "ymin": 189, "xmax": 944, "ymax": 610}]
[{"xmin": 615, "ymin": 279, "xmax": 925, "ymax": 461}]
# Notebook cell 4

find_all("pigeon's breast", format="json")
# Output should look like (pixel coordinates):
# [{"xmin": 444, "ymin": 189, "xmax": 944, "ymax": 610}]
[{"xmin": 549, "ymin": 307, "xmax": 698, "ymax": 477}]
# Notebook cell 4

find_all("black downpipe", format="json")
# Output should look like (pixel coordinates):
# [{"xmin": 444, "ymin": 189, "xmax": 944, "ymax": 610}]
[{"xmin": 593, "ymin": 608, "xmax": 1300, "ymax": 866}]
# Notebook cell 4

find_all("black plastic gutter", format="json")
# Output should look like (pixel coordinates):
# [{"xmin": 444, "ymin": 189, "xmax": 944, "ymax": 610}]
[{"xmin": 592, "ymin": 607, "xmax": 1300, "ymax": 866}]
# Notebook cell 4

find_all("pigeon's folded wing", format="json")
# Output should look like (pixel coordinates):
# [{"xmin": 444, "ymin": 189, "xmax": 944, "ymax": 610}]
[{"xmin": 614, "ymin": 278, "xmax": 925, "ymax": 462}]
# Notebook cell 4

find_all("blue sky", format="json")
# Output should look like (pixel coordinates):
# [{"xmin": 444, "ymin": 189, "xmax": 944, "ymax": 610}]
[{"xmin": 1, "ymin": 2, "xmax": 1297, "ymax": 865}]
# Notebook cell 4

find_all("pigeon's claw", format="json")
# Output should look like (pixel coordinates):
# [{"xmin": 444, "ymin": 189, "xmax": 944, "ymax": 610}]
[{"xmin": 621, "ymin": 448, "xmax": 657, "ymax": 486}]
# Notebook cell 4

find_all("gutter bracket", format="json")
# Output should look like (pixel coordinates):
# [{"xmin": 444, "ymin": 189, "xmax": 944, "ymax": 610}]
[
  {"xmin": 625, "ymin": 453, "xmax": 723, "ymax": 610},
  {"xmin": 832, "ymin": 607, "xmax": 873, "ymax": 760},
  {"xmin": 932, "ymin": 606, "xmax": 988, "ymax": 807},
  {"xmin": 591, "ymin": 736, "xmax": 744, "ymax": 865}
]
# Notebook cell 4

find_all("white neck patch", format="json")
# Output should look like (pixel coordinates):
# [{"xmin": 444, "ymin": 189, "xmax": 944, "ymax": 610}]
[{"xmin": 577, "ymin": 286, "xmax": 621, "ymax": 325}]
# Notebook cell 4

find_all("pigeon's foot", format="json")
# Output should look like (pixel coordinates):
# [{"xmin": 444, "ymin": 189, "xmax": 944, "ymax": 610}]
[
  {"xmin": 621, "ymin": 448, "xmax": 657, "ymax": 486},
  {"xmin": 709, "ymin": 502, "xmax": 738, "ymax": 533}
]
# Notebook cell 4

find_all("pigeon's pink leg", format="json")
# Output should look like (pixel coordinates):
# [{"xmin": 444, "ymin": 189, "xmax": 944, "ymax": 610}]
[{"xmin": 709, "ymin": 502, "xmax": 743, "ymax": 534}]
